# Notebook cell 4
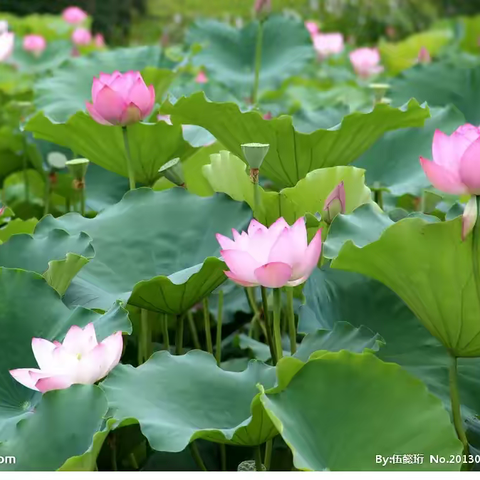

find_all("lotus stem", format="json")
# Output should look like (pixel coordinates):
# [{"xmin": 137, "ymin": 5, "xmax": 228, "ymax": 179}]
[
  {"xmin": 261, "ymin": 286, "xmax": 277, "ymax": 364},
  {"xmin": 162, "ymin": 313, "xmax": 170, "ymax": 351},
  {"xmin": 43, "ymin": 175, "xmax": 51, "ymax": 216},
  {"xmin": 285, "ymin": 287, "xmax": 296, "ymax": 354},
  {"xmin": 449, "ymin": 354, "xmax": 469, "ymax": 453},
  {"xmin": 203, "ymin": 297, "xmax": 213, "ymax": 354},
  {"xmin": 189, "ymin": 441, "xmax": 207, "ymax": 471},
  {"xmin": 264, "ymin": 439, "xmax": 272, "ymax": 470},
  {"xmin": 187, "ymin": 310, "xmax": 201, "ymax": 350},
  {"xmin": 175, "ymin": 313, "xmax": 184, "ymax": 355},
  {"xmin": 80, "ymin": 185, "xmax": 86, "ymax": 216},
  {"xmin": 22, "ymin": 137, "xmax": 29, "ymax": 203},
  {"xmin": 254, "ymin": 445, "xmax": 264, "ymax": 472},
  {"xmin": 122, "ymin": 126, "xmax": 136, "ymax": 190},
  {"xmin": 220, "ymin": 444, "xmax": 227, "ymax": 471},
  {"xmin": 252, "ymin": 21, "xmax": 263, "ymax": 106},
  {"xmin": 138, "ymin": 308, "xmax": 151, "ymax": 364},
  {"xmin": 273, "ymin": 288, "xmax": 283, "ymax": 361},
  {"xmin": 215, "ymin": 290, "xmax": 224, "ymax": 366}
]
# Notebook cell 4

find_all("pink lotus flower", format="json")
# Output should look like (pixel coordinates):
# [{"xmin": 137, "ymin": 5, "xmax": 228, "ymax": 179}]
[
  {"xmin": 420, "ymin": 124, "xmax": 480, "ymax": 195},
  {"xmin": 418, "ymin": 46, "xmax": 431, "ymax": 64},
  {"xmin": 217, "ymin": 217, "xmax": 322, "ymax": 288},
  {"xmin": 254, "ymin": 0, "xmax": 271, "ymax": 14},
  {"xmin": 86, "ymin": 71, "xmax": 156, "ymax": 126},
  {"xmin": 94, "ymin": 33, "xmax": 105, "ymax": 48},
  {"xmin": 195, "ymin": 71, "xmax": 208, "ymax": 84},
  {"xmin": 23, "ymin": 34, "xmax": 47, "ymax": 56},
  {"xmin": 62, "ymin": 6, "xmax": 88, "ymax": 24},
  {"xmin": 305, "ymin": 21, "xmax": 319, "ymax": 37},
  {"xmin": 72, "ymin": 27, "xmax": 92, "ymax": 46},
  {"xmin": 349, "ymin": 47, "xmax": 383, "ymax": 78},
  {"xmin": 0, "ymin": 31, "xmax": 14, "ymax": 62},
  {"xmin": 313, "ymin": 33, "xmax": 344, "ymax": 58},
  {"xmin": 9, "ymin": 324, "xmax": 123, "ymax": 393}
]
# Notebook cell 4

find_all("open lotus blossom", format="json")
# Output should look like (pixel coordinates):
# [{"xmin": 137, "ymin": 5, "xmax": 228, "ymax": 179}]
[
  {"xmin": 195, "ymin": 70, "xmax": 208, "ymax": 84},
  {"xmin": 86, "ymin": 70, "xmax": 156, "ymax": 126},
  {"xmin": 305, "ymin": 21, "xmax": 319, "ymax": 37},
  {"xmin": 349, "ymin": 47, "xmax": 383, "ymax": 78},
  {"xmin": 23, "ymin": 34, "xmax": 47, "ymax": 56},
  {"xmin": 313, "ymin": 32, "xmax": 344, "ymax": 57},
  {"xmin": 0, "ymin": 31, "xmax": 14, "ymax": 62},
  {"xmin": 62, "ymin": 6, "xmax": 88, "ymax": 24},
  {"xmin": 72, "ymin": 27, "xmax": 92, "ymax": 45},
  {"xmin": 9, "ymin": 324, "xmax": 123, "ymax": 393},
  {"xmin": 217, "ymin": 217, "xmax": 322, "ymax": 288}
]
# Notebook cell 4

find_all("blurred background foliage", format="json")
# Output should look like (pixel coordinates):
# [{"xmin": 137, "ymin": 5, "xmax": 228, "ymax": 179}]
[{"xmin": 1, "ymin": 0, "xmax": 480, "ymax": 46}]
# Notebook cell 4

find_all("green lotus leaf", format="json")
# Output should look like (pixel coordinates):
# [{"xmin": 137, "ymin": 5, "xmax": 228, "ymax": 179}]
[
  {"xmin": 391, "ymin": 61, "xmax": 480, "ymax": 124},
  {"xmin": 0, "ymin": 385, "xmax": 110, "ymax": 471},
  {"xmin": 186, "ymin": 15, "xmax": 314, "ymax": 96},
  {"xmin": 0, "ymin": 267, "xmax": 131, "ymax": 443},
  {"xmin": 0, "ymin": 218, "xmax": 38, "ymax": 244},
  {"xmin": 25, "ymin": 112, "xmax": 197, "ymax": 187},
  {"xmin": 355, "ymin": 105, "xmax": 466, "ymax": 197},
  {"xmin": 260, "ymin": 351, "xmax": 463, "ymax": 471},
  {"xmin": 332, "ymin": 217, "xmax": 480, "ymax": 357},
  {"xmin": 34, "ymin": 188, "xmax": 251, "ymax": 313},
  {"xmin": 101, "ymin": 350, "xmax": 277, "ymax": 451},
  {"xmin": 161, "ymin": 92, "xmax": 430, "ymax": 187},
  {"xmin": 299, "ymin": 267, "xmax": 480, "ymax": 420},
  {"xmin": 34, "ymin": 45, "xmax": 176, "ymax": 122},
  {"xmin": 203, "ymin": 150, "xmax": 372, "ymax": 226}
]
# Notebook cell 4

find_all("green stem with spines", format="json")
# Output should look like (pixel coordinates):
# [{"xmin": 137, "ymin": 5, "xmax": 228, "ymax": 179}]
[
  {"xmin": 261, "ymin": 286, "xmax": 277, "ymax": 364},
  {"xmin": 264, "ymin": 439, "xmax": 272, "ymax": 470},
  {"xmin": 203, "ymin": 297, "xmax": 213, "ymax": 354},
  {"xmin": 252, "ymin": 20, "xmax": 263, "ymax": 106},
  {"xmin": 175, "ymin": 314, "xmax": 184, "ymax": 355},
  {"xmin": 189, "ymin": 441, "xmax": 207, "ymax": 471},
  {"xmin": 187, "ymin": 310, "xmax": 201, "ymax": 350},
  {"xmin": 122, "ymin": 126, "xmax": 136, "ymax": 190},
  {"xmin": 215, "ymin": 290, "xmax": 224, "ymax": 365},
  {"xmin": 273, "ymin": 288, "xmax": 283, "ymax": 361},
  {"xmin": 285, "ymin": 287, "xmax": 296, "ymax": 354},
  {"xmin": 162, "ymin": 313, "xmax": 170, "ymax": 351},
  {"xmin": 449, "ymin": 354, "xmax": 469, "ymax": 453},
  {"xmin": 254, "ymin": 445, "xmax": 264, "ymax": 471}
]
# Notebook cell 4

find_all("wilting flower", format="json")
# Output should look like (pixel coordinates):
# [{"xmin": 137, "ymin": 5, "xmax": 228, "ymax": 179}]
[
  {"xmin": 323, "ymin": 181, "xmax": 346, "ymax": 224},
  {"xmin": 86, "ymin": 71, "xmax": 156, "ymax": 126},
  {"xmin": 0, "ymin": 31, "xmax": 14, "ymax": 62},
  {"xmin": 72, "ymin": 27, "xmax": 92, "ymax": 46},
  {"xmin": 62, "ymin": 6, "xmax": 88, "ymax": 24},
  {"xmin": 217, "ymin": 217, "xmax": 322, "ymax": 288},
  {"xmin": 94, "ymin": 33, "xmax": 105, "ymax": 48},
  {"xmin": 420, "ymin": 124, "xmax": 480, "ymax": 195},
  {"xmin": 9, "ymin": 324, "xmax": 123, "ymax": 393},
  {"xmin": 313, "ymin": 33, "xmax": 344, "ymax": 58},
  {"xmin": 305, "ymin": 21, "xmax": 319, "ymax": 37},
  {"xmin": 23, "ymin": 34, "xmax": 47, "ymax": 56},
  {"xmin": 195, "ymin": 71, "xmax": 208, "ymax": 84},
  {"xmin": 418, "ymin": 46, "xmax": 431, "ymax": 64},
  {"xmin": 349, "ymin": 47, "xmax": 383, "ymax": 78}
]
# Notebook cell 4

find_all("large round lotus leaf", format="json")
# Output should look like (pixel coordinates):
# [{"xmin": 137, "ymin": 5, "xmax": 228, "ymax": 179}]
[
  {"xmin": 391, "ymin": 61, "xmax": 480, "ymax": 124},
  {"xmin": 35, "ymin": 188, "xmax": 252, "ymax": 313},
  {"xmin": 161, "ymin": 92, "xmax": 430, "ymax": 187},
  {"xmin": 299, "ymin": 268, "xmax": 480, "ymax": 421},
  {"xmin": 203, "ymin": 150, "xmax": 372, "ymax": 226},
  {"xmin": 101, "ymin": 350, "xmax": 277, "ymax": 451},
  {"xmin": 33, "ymin": 46, "xmax": 175, "ymax": 122},
  {"xmin": 0, "ymin": 385, "xmax": 109, "ymax": 471},
  {"xmin": 355, "ymin": 105, "xmax": 466, "ymax": 197},
  {"xmin": 332, "ymin": 217, "xmax": 480, "ymax": 357},
  {"xmin": 186, "ymin": 16, "xmax": 314, "ymax": 96},
  {"xmin": 10, "ymin": 39, "xmax": 72, "ymax": 74},
  {"xmin": 0, "ymin": 268, "xmax": 131, "ymax": 442},
  {"xmin": 0, "ymin": 229, "xmax": 94, "ymax": 296},
  {"xmin": 0, "ymin": 218, "xmax": 38, "ymax": 244},
  {"xmin": 26, "ymin": 113, "xmax": 197, "ymax": 186},
  {"xmin": 261, "ymin": 352, "xmax": 462, "ymax": 471}
]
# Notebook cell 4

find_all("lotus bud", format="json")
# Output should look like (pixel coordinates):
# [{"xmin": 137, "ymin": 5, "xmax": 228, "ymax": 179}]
[
  {"xmin": 72, "ymin": 27, "xmax": 92, "ymax": 46},
  {"xmin": 62, "ymin": 6, "xmax": 88, "ymax": 24},
  {"xmin": 242, "ymin": 143, "xmax": 269, "ymax": 182},
  {"xmin": 159, "ymin": 158, "xmax": 185, "ymax": 187},
  {"xmin": 254, "ymin": 0, "xmax": 272, "ymax": 16},
  {"xmin": 23, "ymin": 34, "xmax": 47, "ymax": 57},
  {"xmin": 462, "ymin": 196, "xmax": 478, "ymax": 241},
  {"xmin": 418, "ymin": 46, "xmax": 431, "ymax": 64},
  {"xmin": 323, "ymin": 181, "xmax": 346, "ymax": 224},
  {"xmin": 66, "ymin": 158, "xmax": 89, "ymax": 190}
]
